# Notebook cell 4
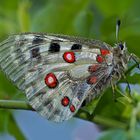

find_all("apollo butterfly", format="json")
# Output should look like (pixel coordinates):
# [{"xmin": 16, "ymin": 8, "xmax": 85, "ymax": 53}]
[{"xmin": 0, "ymin": 20, "xmax": 139, "ymax": 122}]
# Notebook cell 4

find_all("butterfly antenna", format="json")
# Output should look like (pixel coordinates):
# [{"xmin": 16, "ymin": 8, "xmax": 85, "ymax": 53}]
[{"xmin": 116, "ymin": 19, "xmax": 121, "ymax": 43}]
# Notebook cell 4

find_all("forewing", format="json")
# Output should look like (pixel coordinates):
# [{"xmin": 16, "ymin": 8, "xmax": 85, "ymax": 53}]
[{"xmin": 0, "ymin": 33, "xmax": 113, "ymax": 122}]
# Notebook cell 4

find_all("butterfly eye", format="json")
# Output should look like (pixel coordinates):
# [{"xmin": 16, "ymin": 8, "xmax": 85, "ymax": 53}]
[{"xmin": 119, "ymin": 44, "xmax": 124, "ymax": 50}]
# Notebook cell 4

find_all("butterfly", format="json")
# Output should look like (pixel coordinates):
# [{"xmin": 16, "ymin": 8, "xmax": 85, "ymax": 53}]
[{"xmin": 0, "ymin": 20, "xmax": 139, "ymax": 122}]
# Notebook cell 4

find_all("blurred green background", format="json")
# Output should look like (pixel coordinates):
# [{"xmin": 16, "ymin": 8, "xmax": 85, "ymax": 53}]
[{"xmin": 0, "ymin": 0, "xmax": 140, "ymax": 140}]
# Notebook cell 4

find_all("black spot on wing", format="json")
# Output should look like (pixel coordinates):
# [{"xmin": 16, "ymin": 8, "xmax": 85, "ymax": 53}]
[
  {"xmin": 71, "ymin": 44, "xmax": 82, "ymax": 50},
  {"xmin": 32, "ymin": 36, "xmax": 44, "ymax": 44},
  {"xmin": 30, "ymin": 47, "xmax": 41, "ymax": 59},
  {"xmin": 48, "ymin": 42, "xmax": 60, "ymax": 53}
]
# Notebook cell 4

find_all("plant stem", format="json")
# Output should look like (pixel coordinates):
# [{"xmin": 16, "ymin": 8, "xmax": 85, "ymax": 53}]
[
  {"xmin": 76, "ymin": 112, "xmax": 127, "ymax": 129},
  {"xmin": 92, "ymin": 115, "xmax": 127, "ymax": 129},
  {"xmin": 0, "ymin": 99, "xmax": 127, "ymax": 129},
  {"xmin": 0, "ymin": 100, "xmax": 33, "ymax": 110}
]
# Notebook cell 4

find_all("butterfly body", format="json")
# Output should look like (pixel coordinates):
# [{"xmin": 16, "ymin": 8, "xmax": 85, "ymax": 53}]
[{"xmin": 0, "ymin": 33, "xmax": 130, "ymax": 122}]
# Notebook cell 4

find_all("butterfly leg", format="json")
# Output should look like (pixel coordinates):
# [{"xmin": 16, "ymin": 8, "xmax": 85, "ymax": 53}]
[
  {"xmin": 110, "ymin": 69, "xmax": 122, "ymax": 102},
  {"xmin": 110, "ymin": 78, "xmax": 117, "ymax": 101},
  {"xmin": 122, "ymin": 73, "xmax": 131, "ymax": 97},
  {"xmin": 126, "ymin": 80, "xmax": 131, "ymax": 97}
]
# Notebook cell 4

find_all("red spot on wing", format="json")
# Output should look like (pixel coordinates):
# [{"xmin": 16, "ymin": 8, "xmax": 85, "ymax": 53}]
[
  {"xmin": 87, "ymin": 76, "xmax": 97, "ymax": 84},
  {"xmin": 88, "ymin": 64, "xmax": 100, "ymax": 73},
  {"xmin": 63, "ymin": 52, "xmax": 75, "ymax": 63},
  {"xmin": 100, "ymin": 49, "xmax": 110, "ymax": 56},
  {"xmin": 96, "ymin": 55, "xmax": 104, "ymax": 63},
  {"xmin": 44, "ymin": 73, "xmax": 58, "ymax": 88},
  {"xmin": 70, "ymin": 104, "xmax": 75, "ymax": 112},
  {"xmin": 61, "ymin": 96, "xmax": 70, "ymax": 106}
]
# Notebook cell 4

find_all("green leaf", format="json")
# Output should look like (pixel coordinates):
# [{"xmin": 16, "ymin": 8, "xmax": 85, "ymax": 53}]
[
  {"xmin": 0, "ymin": 0, "xmax": 18, "ymax": 17},
  {"xmin": 17, "ymin": 0, "xmax": 31, "ymax": 32},
  {"xmin": 8, "ymin": 112, "xmax": 26, "ymax": 140},
  {"xmin": 0, "ymin": 110, "xmax": 8, "ymax": 132},
  {"xmin": 93, "ymin": 88, "xmax": 128, "ymax": 121},
  {"xmin": 31, "ymin": 0, "xmax": 90, "ymax": 34},
  {"xmin": 100, "ymin": 16, "xmax": 117, "ymax": 43},
  {"xmin": 0, "ymin": 71, "xmax": 25, "ymax": 101},
  {"xmin": 0, "ymin": 71, "xmax": 18, "ymax": 97},
  {"xmin": 93, "ymin": 0, "xmax": 133, "ymax": 17},
  {"xmin": 125, "ymin": 35, "xmax": 140, "ymax": 57},
  {"xmin": 120, "ymin": 74, "xmax": 140, "ymax": 84},
  {"xmin": 133, "ymin": 92, "xmax": 140, "ymax": 102},
  {"xmin": 116, "ymin": 97, "xmax": 132, "ymax": 105},
  {"xmin": 82, "ymin": 93, "xmax": 104, "ymax": 115},
  {"xmin": 0, "ymin": 19, "xmax": 17, "ymax": 36},
  {"xmin": 0, "ymin": 110, "xmax": 26, "ymax": 140},
  {"xmin": 74, "ymin": 9, "xmax": 94, "ymax": 37}
]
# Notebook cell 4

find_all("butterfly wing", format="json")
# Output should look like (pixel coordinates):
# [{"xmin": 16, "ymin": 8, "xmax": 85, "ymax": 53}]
[{"xmin": 0, "ymin": 33, "xmax": 113, "ymax": 122}]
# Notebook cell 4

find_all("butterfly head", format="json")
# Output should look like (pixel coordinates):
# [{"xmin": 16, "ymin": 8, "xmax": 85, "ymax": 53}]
[
  {"xmin": 113, "ymin": 42, "xmax": 129, "ymax": 70},
  {"xmin": 112, "ymin": 19, "xmax": 129, "ymax": 70},
  {"xmin": 118, "ymin": 42, "xmax": 127, "ymax": 53}
]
